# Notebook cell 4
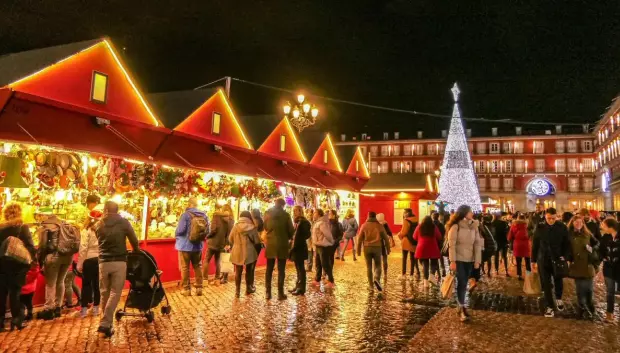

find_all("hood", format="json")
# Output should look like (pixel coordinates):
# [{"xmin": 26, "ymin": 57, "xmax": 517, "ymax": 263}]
[
  {"xmin": 513, "ymin": 219, "xmax": 527, "ymax": 225},
  {"xmin": 365, "ymin": 217, "xmax": 379, "ymax": 223},
  {"xmin": 187, "ymin": 208, "xmax": 207, "ymax": 218},
  {"xmin": 213, "ymin": 211, "xmax": 230, "ymax": 223},
  {"xmin": 0, "ymin": 218, "xmax": 23, "ymax": 230},
  {"xmin": 235, "ymin": 217, "xmax": 256, "ymax": 232},
  {"xmin": 458, "ymin": 218, "xmax": 479, "ymax": 230}
]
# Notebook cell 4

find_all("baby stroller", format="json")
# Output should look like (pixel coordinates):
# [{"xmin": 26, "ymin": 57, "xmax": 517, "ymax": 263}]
[{"xmin": 115, "ymin": 250, "xmax": 172, "ymax": 323}]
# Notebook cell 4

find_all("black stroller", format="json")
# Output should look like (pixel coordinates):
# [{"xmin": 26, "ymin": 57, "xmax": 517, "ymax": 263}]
[{"xmin": 115, "ymin": 250, "xmax": 172, "ymax": 323}]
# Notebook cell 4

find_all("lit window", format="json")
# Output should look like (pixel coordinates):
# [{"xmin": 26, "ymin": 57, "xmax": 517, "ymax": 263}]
[
  {"xmin": 371, "ymin": 162, "xmax": 378, "ymax": 173},
  {"xmin": 489, "ymin": 143, "xmax": 500, "ymax": 154},
  {"xmin": 355, "ymin": 160, "xmax": 359, "ymax": 172},
  {"xmin": 392, "ymin": 161, "xmax": 400, "ymax": 173},
  {"xmin": 212, "ymin": 112, "xmax": 221, "ymax": 135},
  {"xmin": 280, "ymin": 135, "xmax": 286, "ymax": 152},
  {"xmin": 533, "ymin": 141, "xmax": 544, "ymax": 154},
  {"xmin": 403, "ymin": 145, "xmax": 412, "ymax": 156},
  {"xmin": 380, "ymin": 161, "xmax": 389, "ymax": 174},
  {"xmin": 567, "ymin": 158, "xmax": 578, "ymax": 173},
  {"xmin": 392, "ymin": 145, "xmax": 400, "ymax": 156},
  {"xmin": 535, "ymin": 159, "xmax": 545, "ymax": 172},
  {"xmin": 581, "ymin": 140, "xmax": 592, "ymax": 152},
  {"xmin": 504, "ymin": 160, "xmax": 513, "ymax": 173},
  {"xmin": 556, "ymin": 159, "xmax": 566, "ymax": 172},
  {"xmin": 490, "ymin": 178, "xmax": 500, "ymax": 191},
  {"xmin": 370, "ymin": 146, "xmax": 378, "ymax": 157},
  {"xmin": 567, "ymin": 140, "xmax": 578, "ymax": 153},
  {"xmin": 477, "ymin": 160, "xmax": 486, "ymax": 173},
  {"xmin": 568, "ymin": 178, "xmax": 580, "ymax": 192},
  {"xmin": 478, "ymin": 178, "xmax": 486, "ymax": 190},
  {"xmin": 491, "ymin": 160, "xmax": 499, "ymax": 173},
  {"xmin": 515, "ymin": 159, "xmax": 524, "ymax": 172},
  {"xmin": 415, "ymin": 161, "xmax": 424, "ymax": 173},
  {"xmin": 476, "ymin": 142, "xmax": 486, "ymax": 154},
  {"xmin": 380, "ymin": 145, "xmax": 389, "ymax": 156},
  {"xmin": 323, "ymin": 150, "xmax": 328, "ymax": 164},
  {"xmin": 514, "ymin": 142, "xmax": 524, "ymax": 154},
  {"xmin": 502, "ymin": 142, "xmax": 512, "ymax": 153},
  {"xmin": 555, "ymin": 141, "xmax": 565, "ymax": 153},
  {"xmin": 90, "ymin": 71, "xmax": 108, "ymax": 104},
  {"xmin": 503, "ymin": 177, "xmax": 514, "ymax": 191},
  {"xmin": 427, "ymin": 160, "xmax": 436, "ymax": 170}
]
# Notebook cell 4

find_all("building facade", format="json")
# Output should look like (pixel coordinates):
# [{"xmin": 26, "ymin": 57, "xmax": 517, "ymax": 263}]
[
  {"xmin": 337, "ymin": 125, "xmax": 597, "ymax": 213},
  {"xmin": 593, "ymin": 95, "xmax": 620, "ymax": 211}
]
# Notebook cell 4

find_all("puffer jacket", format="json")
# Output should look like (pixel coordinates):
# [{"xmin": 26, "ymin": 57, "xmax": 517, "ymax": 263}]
[
  {"xmin": 229, "ymin": 217, "xmax": 261, "ymax": 265},
  {"xmin": 447, "ymin": 219, "xmax": 482, "ymax": 263},
  {"xmin": 342, "ymin": 217, "xmax": 359, "ymax": 239},
  {"xmin": 507, "ymin": 220, "xmax": 530, "ymax": 258},
  {"xmin": 77, "ymin": 228, "xmax": 99, "ymax": 268},
  {"xmin": 312, "ymin": 216, "xmax": 333, "ymax": 247},
  {"xmin": 567, "ymin": 229, "xmax": 599, "ymax": 279},
  {"xmin": 207, "ymin": 211, "xmax": 231, "ymax": 251},
  {"xmin": 95, "ymin": 213, "xmax": 140, "ymax": 263},
  {"xmin": 397, "ymin": 216, "xmax": 418, "ymax": 252},
  {"xmin": 532, "ymin": 220, "xmax": 570, "ymax": 265},
  {"xmin": 356, "ymin": 217, "xmax": 390, "ymax": 252}
]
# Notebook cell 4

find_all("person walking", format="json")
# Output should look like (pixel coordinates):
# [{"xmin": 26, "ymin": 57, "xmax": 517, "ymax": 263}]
[
  {"xmin": 263, "ymin": 198, "xmax": 295, "ymax": 300},
  {"xmin": 175, "ymin": 198, "xmax": 208, "ymax": 296},
  {"xmin": 491, "ymin": 213, "xmax": 510, "ymax": 276},
  {"xmin": 0, "ymin": 203, "xmax": 36, "ymax": 331},
  {"xmin": 413, "ymin": 216, "xmax": 443, "ymax": 288},
  {"xmin": 76, "ymin": 207, "xmax": 103, "ymax": 318},
  {"xmin": 289, "ymin": 206, "xmax": 311, "ymax": 296},
  {"xmin": 432, "ymin": 212, "xmax": 447, "ymax": 277},
  {"xmin": 532, "ymin": 207, "xmax": 570, "ymax": 318},
  {"xmin": 356, "ymin": 211, "xmax": 391, "ymax": 291},
  {"xmin": 566, "ymin": 215, "xmax": 599, "ymax": 319},
  {"xmin": 229, "ymin": 211, "xmax": 261, "ymax": 298},
  {"xmin": 397, "ymin": 209, "xmax": 420, "ymax": 281},
  {"xmin": 329, "ymin": 210, "xmax": 344, "ymax": 263},
  {"xmin": 340, "ymin": 209, "xmax": 359, "ymax": 261},
  {"xmin": 507, "ymin": 214, "xmax": 531, "ymax": 280},
  {"xmin": 95, "ymin": 201, "xmax": 141, "ymax": 337},
  {"xmin": 376, "ymin": 213, "xmax": 394, "ymax": 276},
  {"xmin": 579, "ymin": 208, "xmax": 602, "ymax": 241},
  {"xmin": 203, "ymin": 204, "xmax": 231, "ymax": 285},
  {"xmin": 249, "ymin": 208, "xmax": 265, "ymax": 292},
  {"xmin": 305, "ymin": 208, "xmax": 315, "ymax": 272},
  {"xmin": 599, "ymin": 218, "xmax": 620, "ymax": 322},
  {"xmin": 447, "ymin": 205, "xmax": 482, "ymax": 322},
  {"xmin": 312, "ymin": 209, "xmax": 335, "ymax": 287}
]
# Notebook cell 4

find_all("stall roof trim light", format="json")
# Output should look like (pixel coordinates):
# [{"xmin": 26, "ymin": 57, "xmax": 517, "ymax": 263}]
[
  {"xmin": 258, "ymin": 117, "xmax": 307, "ymax": 163},
  {"xmin": 8, "ymin": 39, "xmax": 161, "ymax": 127},
  {"xmin": 355, "ymin": 146, "xmax": 370, "ymax": 178},
  {"xmin": 360, "ymin": 188, "xmax": 426, "ymax": 192},
  {"xmin": 326, "ymin": 134, "xmax": 343, "ymax": 172},
  {"xmin": 217, "ymin": 89, "xmax": 253, "ymax": 150}
]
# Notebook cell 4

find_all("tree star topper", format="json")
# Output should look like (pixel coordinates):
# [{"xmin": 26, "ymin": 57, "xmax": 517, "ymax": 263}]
[{"xmin": 451, "ymin": 82, "xmax": 460, "ymax": 102}]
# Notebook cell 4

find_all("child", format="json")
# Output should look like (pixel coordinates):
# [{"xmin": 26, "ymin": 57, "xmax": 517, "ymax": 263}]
[{"xmin": 21, "ymin": 263, "xmax": 39, "ymax": 321}]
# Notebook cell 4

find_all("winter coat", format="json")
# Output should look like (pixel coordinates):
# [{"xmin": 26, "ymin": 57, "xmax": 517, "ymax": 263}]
[
  {"xmin": 330, "ymin": 218, "xmax": 344, "ymax": 245},
  {"xmin": 585, "ymin": 219, "xmax": 601, "ymax": 241},
  {"xmin": 175, "ymin": 208, "xmax": 208, "ymax": 252},
  {"xmin": 532, "ymin": 221, "xmax": 570, "ymax": 265},
  {"xmin": 567, "ymin": 229, "xmax": 599, "ymax": 279},
  {"xmin": 507, "ymin": 220, "xmax": 530, "ymax": 258},
  {"xmin": 480, "ymin": 222, "xmax": 497, "ymax": 261},
  {"xmin": 491, "ymin": 219, "xmax": 510, "ymax": 248},
  {"xmin": 207, "ymin": 211, "xmax": 231, "ymax": 251},
  {"xmin": 342, "ymin": 217, "xmax": 359, "ymax": 239},
  {"xmin": 413, "ymin": 225, "xmax": 442, "ymax": 259},
  {"xmin": 229, "ymin": 217, "xmax": 261, "ymax": 265},
  {"xmin": 312, "ymin": 216, "xmax": 334, "ymax": 248},
  {"xmin": 290, "ymin": 217, "xmax": 311, "ymax": 261},
  {"xmin": 434, "ymin": 220, "xmax": 446, "ymax": 238},
  {"xmin": 95, "ymin": 213, "xmax": 140, "ymax": 263},
  {"xmin": 36, "ymin": 216, "xmax": 61, "ymax": 260},
  {"xmin": 263, "ymin": 206, "xmax": 295, "ymax": 259},
  {"xmin": 0, "ymin": 219, "xmax": 36, "ymax": 263},
  {"xmin": 447, "ymin": 219, "xmax": 482, "ymax": 264},
  {"xmin": 356, "ymin": 217, "xmax": 390, "ymax": 254},
  {"xmin": 21, "ymin": 264, "xmax": 39, "ymax": 295},
  {"xmin": 381, "ymin": 222, "xmax": 393, "ymax": 237},
  {"xmin": 77, "ymin": 228, "xmax": 99, "ymax": 268},
  {"xmin": 397, "ymin": 217, "xmax": 418, "ymax": 252},
  {"xmin": 600, "ymin": 233, "xmax": 620, "ymax": 281}
]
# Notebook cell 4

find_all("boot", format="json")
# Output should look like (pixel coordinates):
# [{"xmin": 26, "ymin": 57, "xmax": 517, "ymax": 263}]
[
  {"xmin": 10, "ymin": 317, "xmax": 27, "ymax": 331},
  {"xmin": 54, "ymin": 307, "xmax": 61, "ymax": 318},
  {"xmin": 195, "ymin": 288, "xmax": 203, "ymax": 296},
  {"xmin": 235, "ymin": 287, "xmax": 241, "ymax": 298},
  {"xmin": 38, "ymin": 309, "xmax": 55, "ymax": 321}
]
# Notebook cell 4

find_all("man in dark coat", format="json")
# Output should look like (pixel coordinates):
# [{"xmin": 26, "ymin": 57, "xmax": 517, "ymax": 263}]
[
  {"xmin": 289, "ymin": 206, "xmax": 311, "ymax": 296},
  {"xmin": 579, "ymin": 208, "xmax": 601, "ymax": 241},
  {"xmin": 264, "ymin": 198, "xmax": 295, "ymax": 300},
  {"xmin": 532, "ymin": 207, "xmax": 570, "ymax": 318},
  {"xmin": 203, "ymin": 205, "xmax": 231, "ymax": 284},
  {"xmin": 491, "ymin": 214, "xmax": 510, "ymax": 276}
]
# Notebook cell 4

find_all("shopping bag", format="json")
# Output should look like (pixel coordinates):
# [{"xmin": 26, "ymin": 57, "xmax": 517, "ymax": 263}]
[
  {"xmin": 523, "ymin": 271, "xmax": 541, "ymax": 295},
  {"xmin": 441, "ymin": 272, "xmax": 455, "ymax": 299},
  {"xmin": 220, "ymin": 252, "xmax": 234, "ymax": 273},
  {"xmin": 0, "ymin": 236, "xmax": 32, "ymax": 265}
]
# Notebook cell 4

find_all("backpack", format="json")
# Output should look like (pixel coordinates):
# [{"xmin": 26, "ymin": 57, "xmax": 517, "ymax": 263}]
[
  {"xmin": 56, "ymin": 222, "xmax": 80, "ymax": 256},
  {"xmin": 405, "ymin": 219, "xmax": 417, "ymax": 246},
  {"xmin": 188, "ymin": 213, "xmax": 208, "ymax": 244}
]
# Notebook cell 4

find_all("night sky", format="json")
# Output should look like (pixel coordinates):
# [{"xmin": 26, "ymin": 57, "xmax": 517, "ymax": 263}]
[{"xmin": 2, "ymin": 1, "xmax": 620, "ymax": 136}]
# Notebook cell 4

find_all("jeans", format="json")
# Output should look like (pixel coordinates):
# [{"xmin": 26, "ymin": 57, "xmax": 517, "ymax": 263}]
[
  {"xmin": 293, "ymin": 257, "xmax": 307, "ymax": 292},
  {"xmin": 99, "ymin": 261, "xmax": 127, "ymax": 329},
  {"xmin": 203, "ymin": 248, "xmax": 221, "ymax": 280},
  {"xmin": 81, "ymin": 257, "xmax": 100, "ymax": 308},
  {"xmin": 538, "ymin": 261, "xmax": 564, "ymax": 309},
  {"xmin": 515, "ymin": 257, "xmax": 531, "ymax": 278},
  {"xmin": 402, "ymin": 250, "xmax": 420, "ymax": 276},
  {"xmin": 605, "ymin": 277, "xmax": 619, "ymax": 313},
  {"xmin": 0, "ymin": 258, "xmax": 27, "ymax": 322},
  {"xmin": 315, "ymin": 246, "xmax": 334, "ymax": 283},
  {"xmin": 266, "ymin": 258, "xmax": 286, "ymax": 295},
  {"xmin": 234, "ymin": 263, "xmax": 254, "ymax": 294},
  {"xmin": 363, "ymin": 247, "xmax": 383, "ymax": 285},
  {"xmin": 340, "ymin": 237, "xmax": 357, "ymax": 259},
  {"xmin": 43, "ymin": 253, "xmax": 72, "ymax": 310},
  {"xmin": 575, "ymin": 278, "xmax": 594, "ymax": 311},
  {"xmin": 307, "ymin": 249, "xmax": 314, "ymax": 271},
  {"xmin": 180, "ymin": 251, "xmax": 203, "ymax": 290},
  {"xmin": 420, "ymin": 258, "xmax": 439, "ymax": 280},
  {"xmin": 495, "ymin": 246, "xmax": 508, "ymax": 273},
  {"xmin": 64, "ymin": 271, "xmax": 81, "ymax": 306},
  {"xmin": 455, "ymin": 261, "xmax": 474, "ymax": 306}
]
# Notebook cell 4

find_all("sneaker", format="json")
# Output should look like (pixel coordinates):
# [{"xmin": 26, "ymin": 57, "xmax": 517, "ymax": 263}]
[
  {"xmin": 544, "ymin": 307, "xmax": 555, "ymax": 318},
  {"xmin": 181, "ymin": 289, "xmax": 192, "ymax": 296},
  {"xmin": 195, "ymin": 288, "xmax": 203, "ymax": 296},
  {"xmin": 312, "ymin": 280, "xmax": 321, "ymax": 286},
  {"xmin": 92, "ymin": 306, "xmax": 99, "ymax": 316},
  {"xmin": 97, "ymin": 325, "xmax": 114, "ymax": 338},
  {"xmin": 556, "ymin": 299, "xmax": 565, "ymax": 312}
]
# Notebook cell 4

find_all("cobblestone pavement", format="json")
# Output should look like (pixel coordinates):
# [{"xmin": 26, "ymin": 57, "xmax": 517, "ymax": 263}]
[{"xmin": 0, "ymin": 250, "xmax": 618, "ymax": 352}]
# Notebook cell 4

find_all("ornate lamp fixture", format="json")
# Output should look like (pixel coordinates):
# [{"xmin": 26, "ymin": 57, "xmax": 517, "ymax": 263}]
[{"xmin": 283, "ymin": 93, "xmax": 319, "ymax": 132}]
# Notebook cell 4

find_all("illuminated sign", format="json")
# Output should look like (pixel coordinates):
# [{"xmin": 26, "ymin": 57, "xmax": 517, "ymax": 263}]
[
  {"xmin": 602, "ymin": 168, "xmax": 611, "ymax": 192},
  {"xmin": 527, "ymin": 178, "xmax": 554, "ymax": 196}
]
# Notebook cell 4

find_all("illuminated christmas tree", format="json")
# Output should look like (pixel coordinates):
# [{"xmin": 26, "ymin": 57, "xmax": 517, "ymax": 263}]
[{"xmin": 436, "ymin": 83, "xmax": 482, "ymax": 212}]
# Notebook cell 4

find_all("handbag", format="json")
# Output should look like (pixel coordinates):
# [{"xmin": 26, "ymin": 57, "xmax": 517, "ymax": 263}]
[
  {"xmin": 523, "ymin": 271, "xmax": 542, "ymax": 295},
  {"xmin": 441, "ymin": 271, "xmax": 455, "ymax": 299},
  {"xmin": 0, "ymin": 236, "xmax": 32, "ymax": 265},
  {"xmin": 220, "ymin": 252, "xmax": 234, "ymax": 273}
]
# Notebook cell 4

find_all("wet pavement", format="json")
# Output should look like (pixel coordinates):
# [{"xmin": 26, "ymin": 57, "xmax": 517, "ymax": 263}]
[{"xmin": 1, "ymin": 250, "xmax": 619, "ymax": 352}]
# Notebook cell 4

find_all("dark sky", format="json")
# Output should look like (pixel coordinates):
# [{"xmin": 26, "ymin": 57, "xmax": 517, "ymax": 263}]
[{"xmin": 2, "ymin": 1, "xmax": 620, "ymax": 136}]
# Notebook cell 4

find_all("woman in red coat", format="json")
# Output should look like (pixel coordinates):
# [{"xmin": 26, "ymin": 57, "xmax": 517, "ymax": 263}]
[
  {"xmin": 20, "ymin": 263, "xmax": 39, "ymax": 321},
  {"xmin": 507, "ymin": 214, "xmax": 531, "ymax": 280},
  {"xmin": 413, "ymin": 216, "xmax": 443, "ymax": 288}
]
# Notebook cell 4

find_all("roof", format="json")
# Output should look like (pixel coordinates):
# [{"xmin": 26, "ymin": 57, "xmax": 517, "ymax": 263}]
[
  {"xmin": 298, "ymin": 130, "xmax": 327, "ymax": 160},
  {"xmin": 361, "ymin": 173, "xmax": 429, "ymax": 192},
  {"xmin": 336, "ymin": 145, "xmax": 357, "ymax": 168},
  {"xmin": 0, "ymin": 39, "xmax": 101, "ymax": 87},
  {"xmin": 237, "ymin": 114, "xmax": 283, "ymax": 150},
  {"xmin": 147, "ymin": 89, "xmax": 218, "ymax": 130}
]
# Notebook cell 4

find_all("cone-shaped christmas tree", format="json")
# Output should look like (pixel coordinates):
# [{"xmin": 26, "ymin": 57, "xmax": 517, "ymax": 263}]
[{"xmin": 436, "ymin": 83, "xmax": 482, "ymax": 212}]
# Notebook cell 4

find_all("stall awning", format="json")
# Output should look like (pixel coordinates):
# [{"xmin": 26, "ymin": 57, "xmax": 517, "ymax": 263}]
[{"xmin": 361, "ymin": 173, "xmax": 433, "ymax": 193}]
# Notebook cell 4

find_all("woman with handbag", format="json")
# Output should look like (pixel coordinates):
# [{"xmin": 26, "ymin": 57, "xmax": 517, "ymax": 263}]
[
  {"xmin": 229, "ymin": 211, "xmax": 261, "ymax": 298},
  {"xmin": 566, "ymin": 215, "xmax": 599, "ymax": 319},
  {"xmin": 0, "ymin": 203, "xmax": 36, "ymax": 331}
]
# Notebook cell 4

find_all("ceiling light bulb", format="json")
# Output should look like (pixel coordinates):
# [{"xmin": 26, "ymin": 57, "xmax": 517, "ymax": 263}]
[
  {"xmin": 292, "ymin": 108, "xmax": 300, "ymax": 118},
  {"xmin": 303, "ymin": 103, "xmax": 311, "ymax": 113},
  {"xmin": 283, "ymin": 103, "xmax": 291, "ymax": 115},
  {"xmin": 311, "ymin": 107, "xmax": 319, "ymax": 118},
  {"xmin": 297, "ymin": 94, "xmax": 305, "ymax": 104}
]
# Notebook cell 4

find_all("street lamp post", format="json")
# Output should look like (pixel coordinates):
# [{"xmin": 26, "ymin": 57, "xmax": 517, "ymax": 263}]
[{"xmin": 283, "ymin": 93, "xmax": 319, "ymax": 132}]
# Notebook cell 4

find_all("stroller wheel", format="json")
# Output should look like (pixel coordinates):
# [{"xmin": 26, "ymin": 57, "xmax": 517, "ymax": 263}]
[
  {"xmin": 146, "ymin": 311, "xmax": 155, "ymax": 323},
  {"xmin": 115, "ymin": 310, "xmax": 123, "ymax": 321},
  {"xmin": 161, "ymin": 306, "xmax": 172, "ymax": 315}
]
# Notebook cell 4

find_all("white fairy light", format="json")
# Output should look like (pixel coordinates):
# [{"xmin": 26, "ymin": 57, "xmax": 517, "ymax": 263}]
[{"xmin": 436, "ymin": 83, "xmax": 483, "ymax": 212}]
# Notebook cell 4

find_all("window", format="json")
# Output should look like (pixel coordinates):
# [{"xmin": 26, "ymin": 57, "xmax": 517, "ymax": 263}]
[
  {"xmin": 490, "ymin": 160, "xmax": 499, "ymax": 173},
  {"xmin": 533, "ymin": 141, "xmax": 544, "ymax": 154},
  {"xmin": 341, "ymin": 134, "xmax": 346, "ymax": 142},
  {"xmin": 379, "ymin": 161, "xmax": 389, "ymax": 174},
  {"xmin": 515, "ymin": 159, "xmax": 524, "ymax": 173},
  {"xmin": 582, "ymin": 158, "xmax": 593, "ymax": 172},
  {"xmin": 441, "ymin": 130, "xmax": 447, "ymax": 138},
  {"xmin": 490, "ymin": 143, "xmax": 500, "ymax": 154},
  {"xmin": 438, "ymin": 144, "xmax": 446, "ymax": 154},
  {"xmin": 403, "ymin": 145, "xmax": 412, "ymax": 156},
  {"xmin": 417, "ymin": 131, "xmax": 423, "ymax": 138},
  {"xmin": 361, "ymin": 133, "xmax": 368, "ymax": 141},
  {"xmin": 415, "ymin": 161, "xmax": 424, "ymax": 173},
  {"xmin": 370, "ymin": 146, "xmax": 378, "ymax": 157},
  {"xmin": 582, "ymin": 140, "xmax": 593, "ymax": 152},
  {"xmin": 360, "ymin": 146, "xmax": 367, "ymax": 157},
  {"xmin": 380, "ymin": 145, "xmax": 389, "ymax": 156},
  {"xmin": 514, "ymin": 141, "xmax": 524, "ymax": 154},
  {"xmin": 583, "ymin": 178, "xmax": 594, "ymax": 192},
  {"xmin": 492, "ymin": 127, "xmax": 498, "ymax": 136},
  {"xmin": 468, "ymin": 143, "xmax": 474, "ymax": 153},
  {"xmin": 383, "ymin": 132, "xmax": 389, "ymax": 140},
  {"xmin": 504, "ymin": 160, "xmax": 513, "ymax": 173},
  {"xmin": 415, "ymin": 145, "xmax": 424, "ymax": 155},
  {"xmin": 535, "ymin": 159, "xmax": 545, "ymax": 172},
  {"xmin": 393, "ymin": 145, "xmax": 400, "ymax": 156},
  {"xmin": 394, "ymin": 132, "xmax": 400, "ymax": 140},
  {"xmin": 279, "ymin": 135, "xmax": 286, "ymax": 152},
  {"xmin": 403, "ymin": 161, "xmax": 412, "ymax": 173},
  {"xmin": 371, "ymin": 161, "xmax": 378, "ymax": 173},
  {"xmin": 515, "ymin": 126, "xmax": 522, "ymax": 135},
  {"xmin": 323, "ymin": 150, "xmax": 328, "ymax": 164},
  {"xmin": 555, "ymin": 141, "xmax": 565, "ymax": 153},
  {"xmin": 427, "ymin": 160, "xmax": 436, "ymax": 171},
  {"xmin": 466, "ymin": 129, "xmax": 472, "ymax": 137},
  {"xmin": 476, "ymin": 142, "xmax": 486, "ymax": 154},
  {"xmin": 90, "ymin": 71, "xmax": 108, "ymax": 104},
  {"xmin": 477, "ymin": 160, "xmax": 486, "ymax": 173},
  {"xmin": 556, "ymin": 159, "xmax": 566, "ymax": 173},
  {"xmin": 490, "ymin": 178, "xmax": 500, "ymax": 191},
  {"xmin": 567, "ymin": 140, "xmax": 578, "ymax": 153},
  {"xmin": 502, "ymin": 142, "xmax": 512, "ymax": 153},
  {"xmin": 503, "ymin": 177, "xmax": 514, "ymax": 191},
  {"xmin": 568, "ymin": 178, "xmax": 580, "ymax": 192},
  {"xmin": 392, "ymin": 161, "xmax": 400, "ymax": 173},
  {"xmin": 211, "ymin": 112, "xmax": 221, "ymax": 135},
  {"xmin": 556, "ymin": 125, "xmax": 562, "ymax": 134},
  {"xmin": 355, "ymin": 160, "xmax": 359, "ymax": 172},
  {"xmin": 478, "ymin": 178, "xmax": 486, "ymax": 190},
  {"xmin": 428, "ymin": 144, "xmax": 437, "ymax": 155},
  {"xmin": 567, "ymin": 158, "xmax": 578, "ymax": 173}
]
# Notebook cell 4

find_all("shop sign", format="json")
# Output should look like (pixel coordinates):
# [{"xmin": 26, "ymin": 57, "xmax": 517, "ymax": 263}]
[{"xmin": 527, "ymin": 178, "xmax": 553, "ymax": 196}]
